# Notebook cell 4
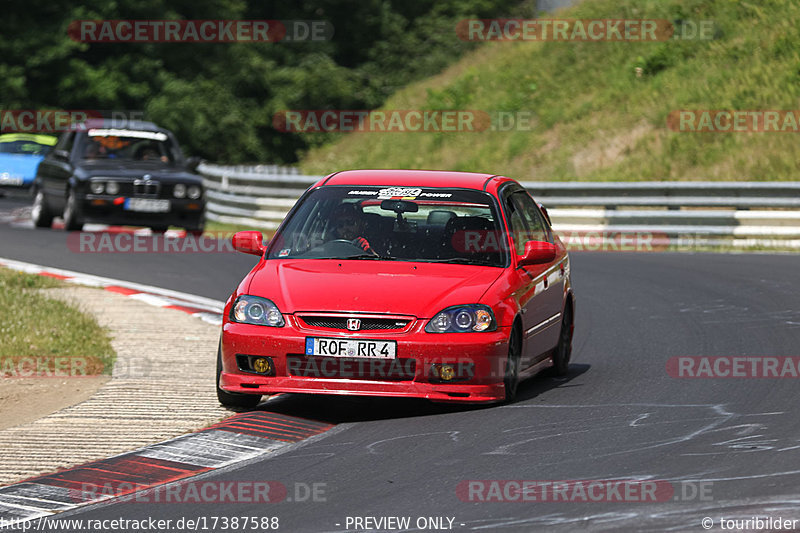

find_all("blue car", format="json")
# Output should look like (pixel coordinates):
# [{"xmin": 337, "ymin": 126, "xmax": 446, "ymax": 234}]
[{"xmin": 0, "ymin": 133, "xmax": 58, "ymax": 189}]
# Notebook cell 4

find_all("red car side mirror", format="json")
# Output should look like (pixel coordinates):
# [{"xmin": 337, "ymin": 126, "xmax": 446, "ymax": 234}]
[
  {"xmin": 517, "ymin": 240, "xmax": 556, "ymax": 267},
  {"xmin": 232, "ymin": 231, "xmax": 265, "ymax": 256}
]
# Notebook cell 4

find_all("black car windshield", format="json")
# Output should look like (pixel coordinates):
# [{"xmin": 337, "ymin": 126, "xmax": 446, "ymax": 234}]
[
  {"xmin": 0, "ymin": 134, "xmax": 57, "ymax": 155},
  {"xmin": 267, "ymin": 186, "xmax": 509, "ymax": 267},
  {"xmin": 80, "ymin": 128, "xmax": 176, "ymax": 162}
]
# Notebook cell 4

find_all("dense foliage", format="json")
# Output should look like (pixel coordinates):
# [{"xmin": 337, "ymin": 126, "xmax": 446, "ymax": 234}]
[{"xmin": 0, "ymin": 0, "xmax": 530, "ymax": 163}]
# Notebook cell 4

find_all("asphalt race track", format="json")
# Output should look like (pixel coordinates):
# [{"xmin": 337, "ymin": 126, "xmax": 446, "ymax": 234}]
[
  {"xmin": 0, "ymin": 195, "xmax": 257, "ymax": 301},
  {"xmin": 3, "ymin": 194, "xmax": 800, "ymax": 531}
]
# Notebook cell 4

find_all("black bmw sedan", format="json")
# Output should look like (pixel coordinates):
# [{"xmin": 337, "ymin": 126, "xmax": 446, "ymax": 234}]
[{"xmin": 31, "ymin": 119, "xmax": 205, "ymax": 234}]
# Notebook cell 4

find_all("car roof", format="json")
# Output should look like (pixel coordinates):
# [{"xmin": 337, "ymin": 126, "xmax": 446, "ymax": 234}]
[
  {"xmin": 0, "ymin": 133, "xmax": 58, "ymax": 145},
  {"xmin": 316, "ymin": 169, "xmax": 514, "ymax": 191},
  {"xmin": 69, "ymin": 118, "xmax": 168, "ymax": 133}
]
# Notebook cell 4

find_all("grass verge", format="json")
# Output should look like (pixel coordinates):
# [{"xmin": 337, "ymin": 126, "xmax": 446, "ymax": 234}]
[
  {"xmin": 300, "ymin": 0, "xmax": 800, "ymax": 180},
  {"xmin": 0, "ymin": 268, "xmax": 115, "ymax": 375},
  {"xmin": 204, "ymin": 220, "xmax": 276, "ymax": 239}
]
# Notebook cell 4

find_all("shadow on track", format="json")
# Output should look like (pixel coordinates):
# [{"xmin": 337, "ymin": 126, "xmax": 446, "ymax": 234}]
[{"xmin": 248, "ymin": 363, "xmax": 590, "ymax": 424}]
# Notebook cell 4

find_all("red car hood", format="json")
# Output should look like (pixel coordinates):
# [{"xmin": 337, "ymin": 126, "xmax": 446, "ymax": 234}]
[{"xmin": 246, "ymin": 260, "xmax": 503, "ymax": 318}]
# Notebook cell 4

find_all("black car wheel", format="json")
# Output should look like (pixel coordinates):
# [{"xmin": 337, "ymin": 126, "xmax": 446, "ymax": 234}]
[
  {"xmin": 62, "ymin": 189, "xmax": 84, "ymax": 231},
  {"xmin": 31, "ymin": 189, "xmax": 54, "ymax": 228},
  {"xmin": 551, "ymin": 306, "xmax": 573, "ymax": 376},
  {"xmin": 216, "ymin": 344, "xmax": 262, "ymax": 408},
  {"xmin": 503, "ymin": 326, "xmax": 522, "ymax": 402}
]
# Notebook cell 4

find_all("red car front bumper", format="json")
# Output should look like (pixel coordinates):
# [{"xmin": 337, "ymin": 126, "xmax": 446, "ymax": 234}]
[{"xmin": 220, "ymin": 317, "xmax": 511, "ymax": 403}]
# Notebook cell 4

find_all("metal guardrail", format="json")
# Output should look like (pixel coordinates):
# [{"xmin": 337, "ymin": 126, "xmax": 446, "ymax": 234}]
[{"xmin": 199, "ymin": 163, "xmax": 800, "ymax": 249}]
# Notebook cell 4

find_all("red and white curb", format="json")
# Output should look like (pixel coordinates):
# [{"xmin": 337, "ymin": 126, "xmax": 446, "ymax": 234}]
[
  {"xmin": 0, "ymin": 258, "xmax": 336, "ymax": 524},
  {"xmin": 0, "ymin": 257, "xmax": 223, "ymax": 325},
  {"xmin": 0, "ymin": 411, "xmax": 335, "ymax": 524}
]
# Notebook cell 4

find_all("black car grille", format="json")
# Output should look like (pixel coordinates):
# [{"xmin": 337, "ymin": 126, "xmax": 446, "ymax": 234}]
[
  {"xmin": 299, "ymin": 316, "xmax": 411, "ymax": 331},
  {"xmin": 133, "ymin": 179, "xmax": 160, "ymax": 197}
]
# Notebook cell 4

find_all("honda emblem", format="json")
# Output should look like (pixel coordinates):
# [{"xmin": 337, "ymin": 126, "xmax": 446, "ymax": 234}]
[{"xmin": 347, "ymin": 318, "xmax": 361, "ymax": 331}]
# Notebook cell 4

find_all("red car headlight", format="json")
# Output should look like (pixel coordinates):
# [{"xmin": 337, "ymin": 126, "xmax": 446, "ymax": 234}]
[
  {"xmin": 230, "ymin": 295, "xmax": 285, "ymax": 327},
  {"xmin": 425, "ymin": 304, "xmax": 496, "ymax": 333}
]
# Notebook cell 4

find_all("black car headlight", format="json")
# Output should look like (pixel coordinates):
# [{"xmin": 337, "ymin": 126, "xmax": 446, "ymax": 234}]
[
  {"xmin": 187, "ymin": 185, "xmax": 202, "ymax": 199},
  {"xmin": 425, "ymin": 304, "xmax": 496, "ymax": 333},
  {"xmin": 230, "ymin": 295, "xmax": 285, "ymax": 327}
]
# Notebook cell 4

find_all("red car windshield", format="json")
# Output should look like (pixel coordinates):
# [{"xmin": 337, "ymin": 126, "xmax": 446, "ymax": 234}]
[{"xmin": 267, "ymin": 186, "xmax": 509, "ymax": 266}]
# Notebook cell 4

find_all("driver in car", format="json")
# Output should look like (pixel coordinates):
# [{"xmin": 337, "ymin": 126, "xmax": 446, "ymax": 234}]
[
  {"xmin": 83, "ymin": 140, "xmax": 106, "ymax": 160},
  {"xmin": 330, "ymin": 203, "xmax": 375, "ymax": 254},
  {"xmin": 135, "ymin": 144, "xmax": 168, "ymax": 162}
]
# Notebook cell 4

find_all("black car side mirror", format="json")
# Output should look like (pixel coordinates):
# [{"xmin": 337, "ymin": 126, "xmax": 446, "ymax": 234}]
[{"xmin": 185, "ymin": 156, "xmax": 202, "ymax": 172}]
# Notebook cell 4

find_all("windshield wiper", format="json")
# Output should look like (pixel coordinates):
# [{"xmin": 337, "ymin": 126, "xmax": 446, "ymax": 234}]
[
  {"xmin": 425, "ymin": 257, "xmax": 497, "ymax": 266},
  {"xmin": 344, "ymin": 253, "xmax": 396, "ymax": 260}
]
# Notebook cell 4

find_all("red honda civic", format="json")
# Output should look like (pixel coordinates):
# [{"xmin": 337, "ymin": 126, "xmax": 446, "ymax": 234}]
[{"xmin": 218, "ymin": 169, "xmax": 574, "ymax": 406}]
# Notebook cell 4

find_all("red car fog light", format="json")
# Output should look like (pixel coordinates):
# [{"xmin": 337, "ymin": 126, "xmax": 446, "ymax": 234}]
[
  {"xmin": 253, "ymin": 357, "xmax": 272, "ymax": 374},
  {"xmin": 430, "ymin": 362, "xmax": 474, "ymax": 383},
  {"xmin": 439, "ymin": 364, "xmax": 456, "ymax": 381},
  {"xmin": 236, "ymin": 354, "xmax": 275, "ymax": 376}
]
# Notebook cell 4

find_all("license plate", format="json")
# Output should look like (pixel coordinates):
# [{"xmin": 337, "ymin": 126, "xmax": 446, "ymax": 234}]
[
  {"xmin": 124, "ymin": 198, "xmax": 170, "ymax": 212},
  {"xmin": 0, "ymin": 175, "xmax": 23, "ymax": 186},
  {"xmin": 305, "ymin": 337, "xmax": 396, "ymax": 359}
]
